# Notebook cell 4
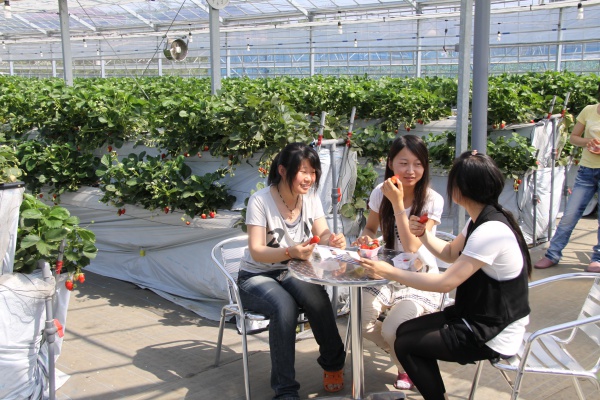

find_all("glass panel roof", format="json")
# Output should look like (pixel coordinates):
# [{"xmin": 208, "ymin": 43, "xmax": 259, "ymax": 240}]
[{"xmin": 1, "ymin": 0, "xmax": 599, "ymax": 64}]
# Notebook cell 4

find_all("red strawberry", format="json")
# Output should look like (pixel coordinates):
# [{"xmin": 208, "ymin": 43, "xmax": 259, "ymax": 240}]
[
  {"xmin": 65, "ymin": 280, "xmax": 74, "ymax": 291},
  {"xmin": 117, "ymin": 209, "xmax": 122, "ymax": 216},
  {"xmin": 394, "ymin": 130, "xmax": 398, "ymax": 134},
  {"xmin": 53, "ymin": 194, "xmax": 57, "ymax": 199},
  {"xmin": 186, "ymin": 221, "xmax": 191, "ymax": 225},
  {"xmin": 161, "ymin": 153, "xmax": 166, "ymax": 159},
  {"xmin": 517, "ymin": 179, "xmax": 522, "ymax": 184},
  {"xmin": 406, "ymin": 126, "xmax": 411, "ymax": 132},
  {"xmin": 203, "ymin": 145, "xmax": 209, "ymax": 151},
  {"xmin": 418, "ymin": 213, "xmax": 429, "ymax": 224},
  {"xmin": 164, "ymin": 206, "xmax": 170, "ymax": 214},
  {"xmin": 500, "ymin": 123, "xmax": 506, "ymax": 129},
  {"xmin": 184, "ymin": 152, "xmax": 189, "ymax": 157},
  {"xmin": 108, "ymin": 145, "xmax": 113, "ymax": 152},
  {"xmin": 492, "ymin": 124, "xmax": 497, "ymax": 129},
  {"xmin": 201, "ymin": 213, "xmax": 207, "ymax": 219},
  {"xmin": 209, "ymin": 211, "xmax": 216, "ymax": 218},
  {"xmin": 121, "ymin": 208, "xmax": 126, "ymax": 215},
  {"xmin": 390, "ymin": 175, "xmax": 400, "ymax": 185},
  {"xmin": 310, "ymin": 236, "xmax": 320, "ymax": 244},
  {"xmin": 38, "ymin": 194, "xmax": 43, "ymax": 198},
  {"xmin": 77, "ymin": 273, "xmax": 85, "ymax": 283}
]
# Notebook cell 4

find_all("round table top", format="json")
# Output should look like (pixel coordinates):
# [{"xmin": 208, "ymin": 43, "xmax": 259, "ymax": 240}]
[{"xmin": 288, "ymin": 246, "xmax": 396, "ymax": 287}]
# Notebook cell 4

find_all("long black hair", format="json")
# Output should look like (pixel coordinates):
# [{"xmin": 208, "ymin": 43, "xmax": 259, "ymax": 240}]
[
  {"xmin": 380, "ymin": 135, "xmax": 430, "ymax": 250},
  {"xmin": 447, "ymin": 150, "xmax": 532, "ymax": 277},
  {"xmin": 267, "ymin": 143, "xmax": 322, "ymax": 191}
]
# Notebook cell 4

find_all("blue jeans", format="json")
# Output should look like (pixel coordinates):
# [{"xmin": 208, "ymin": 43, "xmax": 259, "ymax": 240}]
[
  {"xmin": 238, "ymin": 269, "xmax": 345, "ymax": 400},
  {"xmin": 545, "ymin": 166, "xmax": 600, "ymax": 263}
]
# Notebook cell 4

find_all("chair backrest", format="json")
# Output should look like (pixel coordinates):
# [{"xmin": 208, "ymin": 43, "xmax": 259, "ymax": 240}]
[
  {"xmin": 211, "ymin": 235, "xmax": 249, "ymax": 305},
  {"xmin": 579, "ymin": 276, "xmax": 600, "ymax": 346}
]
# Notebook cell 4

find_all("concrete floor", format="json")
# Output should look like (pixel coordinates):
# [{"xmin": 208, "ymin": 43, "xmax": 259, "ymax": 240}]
[{"xmin": 54, "ymin": 216, "xmax": 600, "ymax": 400}]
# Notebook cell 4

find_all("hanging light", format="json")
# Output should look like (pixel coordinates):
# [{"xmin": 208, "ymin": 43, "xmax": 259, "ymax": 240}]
[
  {"xmin": 96, "ymin": 48, "xmax": 100, "ymax": 56},
  {"xmin": 2, "ymin": 41, "xmax": 5, "ymax": 49},
  {"xmin": 246, "ymin": 38, "xmax": 250, "ymax": 51},
  {"xmin": 83, "ymin": 39, "xmax": 87, "ymax": 48},
  {"xmin": 577, "ymin": 2, "xmax": 584, "ymax": 20},
  {"xmin": 4, "ymin": 0, "xmax": 11, "ymax": 19},
  {"xmin": 337, "ymin": 21, "xmax": 343, "ymax": 35},
  {"xmin": 497, "ymin": 31, "xmax": 502, "ymax": 41},
  {"xmin": 40, "ymin": 51, "xmax": 43, "ymax": 57},
  {"xmin": 354, "ymin": 38, "xmax": 358, "ymax": 48},
  {"xmin": 188, "ymin": 31, "xmax": 193, "ymax": 43}
]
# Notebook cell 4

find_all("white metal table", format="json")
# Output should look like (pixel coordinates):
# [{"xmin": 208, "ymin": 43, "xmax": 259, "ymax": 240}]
[{"xmin": 288, "ymin": 247, "xmax": 406, "ymax": 400}]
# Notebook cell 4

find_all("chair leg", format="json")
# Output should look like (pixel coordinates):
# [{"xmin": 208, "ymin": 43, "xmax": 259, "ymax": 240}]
[
  {"xmin": 571, "ymin": 376, "xmax": 586, "ymax": 400},
  {"xmin": 240, "ymin": 317, "xmax": 252, "ymax": 400},
  {"xmin": 214, "ymin": 308, "xmax": 227, "ymax": 366},
  {"xmin": 511, "ymin": 368, "xmax": 525, "ymax": 400},
  {"xmin": 468, "ymin": 360, "xmax": 485, "ymax": 400}
]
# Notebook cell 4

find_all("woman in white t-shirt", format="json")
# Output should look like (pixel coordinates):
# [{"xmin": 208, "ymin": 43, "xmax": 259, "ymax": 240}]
[
  {"xmin": 359, "ymin": 150, "xmax": 531, "ymax": 400},
  {"xmin": 353, "ymin": 135, "xmax": 443, "ymax": 390},
  {"xmin": 238, "ymin": 143, "xmax": 347, "ymax": 400}
]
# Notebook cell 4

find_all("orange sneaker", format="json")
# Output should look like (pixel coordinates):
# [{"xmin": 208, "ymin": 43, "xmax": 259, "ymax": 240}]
[{"xmin": 323, "ymin": 369, "xmax": 344, "ymax": 393}]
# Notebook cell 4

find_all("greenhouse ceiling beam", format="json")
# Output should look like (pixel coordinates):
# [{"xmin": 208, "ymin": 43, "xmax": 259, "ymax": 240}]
[
  {"xmin": 188, "ymin": 0, "xmax": 224, "ymax": 22},
  {"xmin": 286, "ymin": 0, "xmax": 309, "ymax": 16},
  {"xmin": 14, "ymin": 14, "xmax": 47, "ymax": 35},
  {"xmin": 69, "ymin": 13, "xmax": 96, "ymax": 32},
  {"xmin": 121, "ymin": 4, "xmax": 156, "ymax": 31}
]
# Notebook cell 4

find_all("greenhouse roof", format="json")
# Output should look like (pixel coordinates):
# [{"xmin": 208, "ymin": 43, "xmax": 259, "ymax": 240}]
[{"xmin": 1, "ymin": 0, "xmax": 593, "ymax": 44}]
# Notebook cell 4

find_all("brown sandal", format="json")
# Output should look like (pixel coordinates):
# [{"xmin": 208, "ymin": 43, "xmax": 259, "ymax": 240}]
[{"xmin": 323, "ymin": 369, "xmax": 344, "ymax": 393}]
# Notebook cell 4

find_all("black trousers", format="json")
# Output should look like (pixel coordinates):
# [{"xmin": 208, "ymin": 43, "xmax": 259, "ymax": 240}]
[{"xmin": 394, "ymin": 311, "xmax": 501, "ymax": 400}]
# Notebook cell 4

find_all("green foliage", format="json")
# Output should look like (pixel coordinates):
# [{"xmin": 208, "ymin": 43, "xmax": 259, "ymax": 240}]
[
  {"xmin": 340, "ymin": 163, "xmax": 379, "ymax": 219},
  {"xmin": 423, "ymin": 130, "xmax": 457, "ymax": 170},
  {"xmin": 16, "ymin": 140, "xmax": 100, "ymax": 197},
  {"xmin": 0, "ymin": 141, "xmax": 23, "ymax": 184},
  {"xmin": 487, "ymin": 132, "xmax": 538, "ymax": 179},
  {"xmin": 14, "ymin": 193, "xmax": 98, "ymax": 274},
  {"xmin": 95, "ymin": 151, "xmax": 235, "ymax": 218}
]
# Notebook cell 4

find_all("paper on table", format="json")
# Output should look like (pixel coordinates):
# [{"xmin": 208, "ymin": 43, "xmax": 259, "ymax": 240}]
[
  {"xmin": 314, "ymin": 245, "xmax": 361, "ymax": 267},
  {"xmin": 391, "ymin": 252, "xmax": 418, "ymax": 270}
]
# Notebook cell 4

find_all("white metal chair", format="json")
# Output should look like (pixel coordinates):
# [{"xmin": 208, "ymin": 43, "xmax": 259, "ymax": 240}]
[
  {"xmin": 468, "ymin": 272, "xmax": 600, "ymax": 400},
  {"xmin": 211, "ymin": 234, "xmax": 308, "ymax": 400}
]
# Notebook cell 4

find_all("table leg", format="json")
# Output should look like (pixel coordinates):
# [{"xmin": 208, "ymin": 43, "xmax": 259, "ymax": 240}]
[{"xmin": 350, "ymin": 286, "xmax": 364, "ymax": 399}]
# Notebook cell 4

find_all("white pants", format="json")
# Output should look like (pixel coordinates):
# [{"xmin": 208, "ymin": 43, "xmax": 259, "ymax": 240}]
[{"xmin": 361, "ymin": 290, "xmax": 424, "ymax": 371}]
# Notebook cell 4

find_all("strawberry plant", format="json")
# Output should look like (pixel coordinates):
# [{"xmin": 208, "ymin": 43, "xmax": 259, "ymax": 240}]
[
  {"xmin": 14, "ymin": 193, "xmax": 98, "ymax": 274},
  {"xmin": 95, "ymin": 151, "xmax": 235, "ymax": 218},
  {"xmin": 16, "ymin": 139, "xmax": 100, "ymax": 197},
  {"xmin": 0, "ymin": 139, "xmax": 24, "ymax": 184},
  {"xmin": 340, "ymin": 163, "xmax": 378, "ymax": 220}
]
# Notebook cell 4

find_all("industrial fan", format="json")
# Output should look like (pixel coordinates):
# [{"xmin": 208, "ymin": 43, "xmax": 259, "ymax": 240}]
[{"xmin": 163, "ymin": 38, "xmax": 188, "ymax": 61}]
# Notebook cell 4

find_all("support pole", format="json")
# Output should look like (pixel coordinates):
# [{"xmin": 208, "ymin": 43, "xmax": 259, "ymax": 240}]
[
  {"xmin": 471, "ymin": 0, "xmax": 490, "ymax": 154},
  {"xmin": 39, "ymin": 259, "xmax": 56, "ymax": 400},
  {"xmin": 209, "ymin": 7, "xmax": 222, "ymax": 95},
  {"xmin": 57, "ymin": 0, "xmax": 73, "ymax": 86}
]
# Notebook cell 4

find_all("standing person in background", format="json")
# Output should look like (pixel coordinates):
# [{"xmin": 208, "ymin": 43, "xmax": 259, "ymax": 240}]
[
  {"xmin": 535, "ymin": 83, "xmax": 600, "ymax": 273},
  {"xmin": 358, "ymin": 150, "xmax": 531, "ymax": 400},
  {"xmin": 353, "ymin": 135, "xmax": 444, "ymax": 390},
  {"xmin": 238, "ymin": 142, "xmax": 347, "ymax": 400}
]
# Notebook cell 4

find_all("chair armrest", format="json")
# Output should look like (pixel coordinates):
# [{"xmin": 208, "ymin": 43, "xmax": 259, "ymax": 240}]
[
  {"xmin": 528, "ymin": 272, "xmax": 599, "ymax": 289},
  {"xmin": 517, "ymin": 314, "xmax": 600, "ymax": 370},
  {"xmin": 526, "ymin": 314, "xmax": 600, "ymax": 343}
]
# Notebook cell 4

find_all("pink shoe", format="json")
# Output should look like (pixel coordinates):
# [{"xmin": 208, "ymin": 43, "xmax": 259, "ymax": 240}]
[
  {"xmin": 393, "ymin": 372, "xmax": 415, "ymax": 390},
  {"xmin": 534, "ymin": 257, "xmax": 557, "ymax": 269},
  {"xmin": 586, "ymin": 261, "xmax": 600, "ymax": 273}
]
